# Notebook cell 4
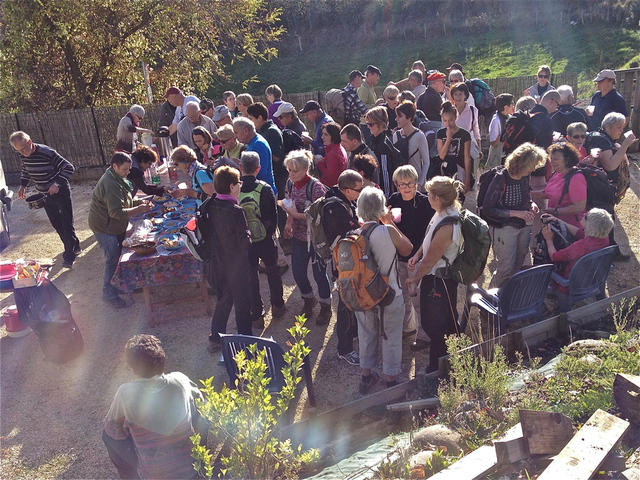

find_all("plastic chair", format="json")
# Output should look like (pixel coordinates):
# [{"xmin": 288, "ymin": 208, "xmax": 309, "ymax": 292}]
[
  {"xmin": 219, "ymin": 334, "xmax": 316, "ymax": 407},
  {"xmin": 463, "ymin": 264, "xmax": 554, "ymax": 333},
  {"xmin": 550, "ymin": 245, "xmax": 617, "ymax": 312}
]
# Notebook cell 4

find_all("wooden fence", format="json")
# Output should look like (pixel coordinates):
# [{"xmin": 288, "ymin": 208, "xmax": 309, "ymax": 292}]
[{"xmin": 4, "ymin": 69, "xmax": 639, "ymax": 182}]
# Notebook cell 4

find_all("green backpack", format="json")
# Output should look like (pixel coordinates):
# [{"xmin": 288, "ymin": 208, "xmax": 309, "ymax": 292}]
[
  {"xmin": 238, "ymin": 183, "xmax": 267, "ymax": 243},
  {"xmin": 432, "ymin": 208, "xmax": 491, "ymax": 285}
]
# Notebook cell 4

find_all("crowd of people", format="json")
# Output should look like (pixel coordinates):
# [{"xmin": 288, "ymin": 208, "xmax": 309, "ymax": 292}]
[{"xmin": 8, "ymin": 60, "xmax": 636, "ymax": 479}]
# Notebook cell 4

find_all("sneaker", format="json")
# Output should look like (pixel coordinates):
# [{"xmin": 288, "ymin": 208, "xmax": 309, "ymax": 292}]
[
  {"xmin": 271, "ymin": 303, "xmax": 286, "ymax": 319},
  {"xmin": 62, "ymin": 260, "xmax": 73, "ymax": 269},
  {"xmin": 73, "ymin": 245, "xmax": 82, "ymax": 255},
  {"xmin": 104, "ymin": 296, "xmax": 127, "ymax": 309},
  {"xmin": 359, "ymin": 372, "xmax": 379, "ymax": 395},
  {"xmin": 338, "ymin": 351, "xmax": 360, "ymax": 366},
  {"xmin": 316, "ymin": 303, "xmax": 332, "ymax": 326}
]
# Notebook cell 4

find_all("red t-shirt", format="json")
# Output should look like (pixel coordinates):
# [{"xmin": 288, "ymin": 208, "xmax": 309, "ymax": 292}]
[
  {"xmin": 551, "ymin": 230, "xmax": 609, "ymax": 293},
  {"xmin": 545, "ymin": 171, "xmax": 587, "ymax": 229}
]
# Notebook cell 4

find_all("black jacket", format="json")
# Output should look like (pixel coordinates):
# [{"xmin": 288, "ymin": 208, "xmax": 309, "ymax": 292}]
[
  {"xmin": 481, "ymin": 168, "xmax": 531, "ymax": 228},
  {"xmin": 348, "ymin": 142, "xmax": 377, "ymax": 169},
  {"xmin": 417, "ymin": 86, "xmax": 443, "ymax": 121},
  {"xmin": 368, "ymin": 132, "xmax": 401, "ymax": 196},
  {"xmin": 127, "ymin": 164, "xmax": 164, "ymax": 197},
  {"xmin": 240, "ymin": 175, "xmax": 278, "ymax": 238}
]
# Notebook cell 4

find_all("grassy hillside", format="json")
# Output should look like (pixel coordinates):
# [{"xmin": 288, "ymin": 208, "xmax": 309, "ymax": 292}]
[{"xmin": 208, "ymin": 24, "xmax": 640, "ymax": 100}]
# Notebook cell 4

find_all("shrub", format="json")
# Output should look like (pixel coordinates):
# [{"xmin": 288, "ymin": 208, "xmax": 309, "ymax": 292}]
[{"xmin": 191, "ymin": 315, "xmax": 319, "ymax": 479}]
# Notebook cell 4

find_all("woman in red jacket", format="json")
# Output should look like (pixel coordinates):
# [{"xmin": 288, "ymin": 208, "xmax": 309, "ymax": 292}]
[{"xmin": 315, "ymin": 122, "xmax": 348, "ymax": 187}]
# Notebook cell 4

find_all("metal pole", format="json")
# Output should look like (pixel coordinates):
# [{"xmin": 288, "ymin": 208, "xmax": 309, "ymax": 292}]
[{"xmin": 141, "ymin": 62, "xmax": 153, "ymax": 104}]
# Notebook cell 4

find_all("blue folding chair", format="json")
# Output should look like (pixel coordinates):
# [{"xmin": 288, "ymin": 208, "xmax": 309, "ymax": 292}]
[
  {"xmin": 464, "ymin": 264, "xmax": 554, "ymax": 333},
  {"xmin": 550, "ymin": 245, "xmax": 617, "ymax": 312},
  {"xmin": 219, "ymin": 334, "xmax": 316, "ymax": 407}
]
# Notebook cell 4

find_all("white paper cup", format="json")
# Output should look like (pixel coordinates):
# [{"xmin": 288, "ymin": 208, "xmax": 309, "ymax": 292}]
[
  {"xmin": 585, "ymin": 105, "xmax": 595, "ymax": 116},
  {"xmin": 391, "ymin": 207, "xmax": 402, "ymax": 223},
  {"xmin": 590, "ymin": 148, "xmax": 601, "ymax": 158}
]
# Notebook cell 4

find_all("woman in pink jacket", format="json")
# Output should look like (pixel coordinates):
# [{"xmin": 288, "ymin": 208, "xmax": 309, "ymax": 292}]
[{"xmin": 315, "ymin": 122, "xmax": 348, "ymax": 187}]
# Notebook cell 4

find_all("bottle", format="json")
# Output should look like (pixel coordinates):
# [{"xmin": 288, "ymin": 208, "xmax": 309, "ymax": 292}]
[{"xmin": 149, "ymin": 162, "xmax": 160, "ymax": 186}]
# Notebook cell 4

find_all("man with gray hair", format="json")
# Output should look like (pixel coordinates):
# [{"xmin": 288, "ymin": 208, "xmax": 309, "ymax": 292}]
[
  {"xmin": 550, "ymin": 85, "xmax": 588, "ymax": 135},
  {"xmin": 239, "ymin": 151, "xmax": 285, "ymax": 325},
  {"xmin": 408, "ymin": 70, "xmax": 426, "ymax": 99},
  {"xmin": 177, "ymin": 101, "xmax": 217, "ymax": 149},
  {"xmin": 233, "ymin": 117, "xmax": 277, "ymax": 195}
]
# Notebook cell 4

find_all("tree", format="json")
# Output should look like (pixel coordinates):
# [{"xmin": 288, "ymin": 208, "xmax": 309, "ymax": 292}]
[{"xmin": 0, "ymin": 0, "xmax": 284, "ymax": 111}]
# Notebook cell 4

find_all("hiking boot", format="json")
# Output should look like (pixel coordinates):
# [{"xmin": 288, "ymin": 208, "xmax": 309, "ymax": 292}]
[
  {"xmin": 359, "ymin": 372, "xmax": 379, "ymax": 395},
  {"xmin": 338, "ymin": 351, "xmax": 360, "ymax": 366},
  {"xmin": 316, "ymin": 302, "xmax": 332, "ymax": 325},
  {"xmin": 271, "ymin": 303, "xmax": 286, "ymax": 319},
  {"xmin": 300, "ymin": 296, "xmax": 317, "ymax": 320}
]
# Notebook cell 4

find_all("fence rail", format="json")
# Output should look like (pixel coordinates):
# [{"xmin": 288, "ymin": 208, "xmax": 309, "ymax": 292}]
[{"xmin": 2, "ymin": 70, "xmax": 637, "ymax": 182}]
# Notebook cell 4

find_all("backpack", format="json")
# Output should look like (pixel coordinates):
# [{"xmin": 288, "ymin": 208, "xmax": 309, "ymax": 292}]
[
  {"xmin": 238, "ymin": 182, "xmax": 267, "ymax": 243},
  {"xmin": 192, "ymin": 165, "xmax": 215, "ymax": 200},
  {"xmin": 502, "ymin": 110, "xmax": 542, "ymax": 156},
  {"xmin": 305, "ymin": 196, "xmax": 350, "ymax": 260},
  {"xmin": 393, "ymin": 129, "xmax": 420, "ymax": 164},
  {"xmin": 180, "ymin": 196, "xmax": 215, "ymax": 262},
  {"xmin": 325, "ymin": 89, "xmax": 346, "ymax": 125},
  {"xmin": 476, "ymin": 166, "xmax": 505, "ymax": 217},
  {"xmin": 465, "ymin": 78, "xmax": 496, "ymax": 116},
  {"xmin": 333, "ymin": 224, "xmax": 396, "ymax": 311},
  {"xmin": 584, "ymin": 132, "xmax": 631, "ymax": 204},
  {"xmin": 558, "ymin": 165, "xmax": 615, "ymax": 214},
  {"xmin": 533, "ymin": 219, "xmax": 574, "ymax": 266},
  {"xmin": 432, "ymin": 209, "xmax": 491, "ymax": 285}
]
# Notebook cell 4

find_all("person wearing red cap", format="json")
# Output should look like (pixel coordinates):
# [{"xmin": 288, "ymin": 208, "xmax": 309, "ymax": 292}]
[
  {"xmin": 164, "ymin": 86, "xmax": 199, "ymax": 136},
  {"xmin": 417, "ymin": 71, "xmax": 446, "ymax": 122}
]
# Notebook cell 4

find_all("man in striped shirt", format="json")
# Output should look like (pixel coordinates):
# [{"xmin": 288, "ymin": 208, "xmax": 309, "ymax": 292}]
[{"xmin": 10, "ymin": 131, "xmax": 80, "ymax": 268}]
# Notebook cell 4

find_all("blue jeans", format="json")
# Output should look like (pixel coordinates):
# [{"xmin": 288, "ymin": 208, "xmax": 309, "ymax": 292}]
[
  {"xmin": 291, "ymin": 238, "xmax": 331, "ymax": 303},
  {"xmin": 94, "ymin": 231, "xmax": 124, "ymax": 300}
]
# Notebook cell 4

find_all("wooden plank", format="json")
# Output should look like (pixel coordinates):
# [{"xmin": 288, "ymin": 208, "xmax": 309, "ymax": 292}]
[
  {"xmin": 621, "ymin": 468, "xmax": 640, "ymax": 480},
  {"xmin": 429, "ymin": 445, "xmax": 497, "ymax": 480},
  {"xmin": 520, "ymin": 409, "xmax": 574, "ymax": 455},
  {"xmin": 613, "ymin": 373, "xmax": 640, "ymax": 425},
  {"xmin": 538, "ymin": 409, "xmax": 630, "ymax": 480},
  {"xmin": 386, "ymin": 397, "xmax": 440, "ymax": 412},
  {"xmin": 493, "ymin": 423, "xmax": 530, "ymax": 465}
]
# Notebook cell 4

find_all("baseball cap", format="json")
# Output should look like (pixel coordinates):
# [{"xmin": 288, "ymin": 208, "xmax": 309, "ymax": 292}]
[
  {"xmin": 365, "ymin": 65, "xmax": 382, "ymax": 76},
  {"xmin": 426, "ymin": 71, "xmax": 446, "ymax": 81},
  {"xmin": 349, "ymin": 70, "xmax": 364, "ymax": 82},
  {"xmin": 299, "ymin": 100, "xmax": 321, "ymax": 114},
  {"xmin": 212, "ymin": 105, "xmax": 230, "ymax": 122},
  {"xmin": 164, "ymin": 86, "xmax": 181, "ymax": 97},
  {"xmin": 593, "ymin": 69, "xmax": 616, "ymax": 82},
  {"xmin": 446, "ymin": 63, "xmax": 463, "ymax": 72},
  {"xmin": 273, "ymin": 102, "xmax": 295, "ymax": 117}
]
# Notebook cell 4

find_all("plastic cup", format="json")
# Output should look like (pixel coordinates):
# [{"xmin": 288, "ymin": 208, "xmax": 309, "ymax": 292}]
[
  {"xmin": 391, "ymin": 207, "xmax": 402, "ymax": 223},
  {"xmin": 585, "ymin": 105, "xmax": 595, "ymax": 116},
  {"xmin": 624, "ymin": 130, "xmax": 635, "ymax": 140},
  {"xmin": 590, "ymin": 148, "xmax": 601, "ymax": 158}
]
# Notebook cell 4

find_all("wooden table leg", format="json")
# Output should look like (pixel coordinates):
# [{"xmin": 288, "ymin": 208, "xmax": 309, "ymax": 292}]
[{"xmin": 143, "ymin": 286, "xmax": 155, "ymax": 325}]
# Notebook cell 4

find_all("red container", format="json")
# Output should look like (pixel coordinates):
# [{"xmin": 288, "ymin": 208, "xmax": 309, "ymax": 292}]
[
  {"xmin": 0, "ymin": 262, "xmax": 17, "ymax": 292},
  {"xmin": 2, "ymin": 305, "xmax": 32, "ymax": 338}
]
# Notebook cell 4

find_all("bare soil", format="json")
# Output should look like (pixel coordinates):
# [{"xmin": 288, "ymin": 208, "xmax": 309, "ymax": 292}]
[{"xmin": 1, "ymin": 157, "xmax": 638, "ymax": 479}]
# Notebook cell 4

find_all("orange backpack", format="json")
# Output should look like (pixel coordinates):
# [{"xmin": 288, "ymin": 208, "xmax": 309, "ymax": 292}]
[{"xmin": 333, "ymin": 224, "xmax": 396, "ymax": 312}]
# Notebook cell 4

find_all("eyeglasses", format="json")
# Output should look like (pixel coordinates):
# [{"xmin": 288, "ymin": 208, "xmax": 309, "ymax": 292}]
[
  {"xmin": 571, "ymin": 134, "xmax": 586, "ymax": 139},
  {"xmin": 538, "ymin": 74, "xmax": 550, "ymax": 79},
  {"xmin": 349, "ymin": 186, "xmax": 363, "ymax": 193},
  {"xmin": 396, "ymin": 182, "xmax": 416, "ymax": 189},
  {"xmin": 387, "ymin": 97, "xmax": 397, "ymax": 101}
]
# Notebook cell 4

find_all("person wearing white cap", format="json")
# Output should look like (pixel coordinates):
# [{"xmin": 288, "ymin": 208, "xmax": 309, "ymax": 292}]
[
  {"xmin": 273, "ymin": 102, "xmax": 307, "ymax": 137},
  {"xmin": 587, "ymin": 69, "xmax": 628, "ymax": 131},
  {"xmin": 212, "ymin": 104, "xmax": 232, "ymax": 127}
]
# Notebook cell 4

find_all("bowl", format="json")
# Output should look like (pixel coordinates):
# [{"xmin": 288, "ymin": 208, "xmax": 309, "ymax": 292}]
[
  {"xmin": 163, "ymin": 211, "xmax": 181, "ymax": 220},
  {"xmin": 130, "ymin": 241, "xmax": 157, "ymax": 256},
  {"xmin": 157, "ymin": 234, "xmax": 182, "ymax": 251}
]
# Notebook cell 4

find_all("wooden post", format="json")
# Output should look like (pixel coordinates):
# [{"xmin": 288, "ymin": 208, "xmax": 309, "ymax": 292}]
[
  {"xmin": 613, "ymin": 373, "xmax": 640, "ymax": 425},
  {"xmin": 538, "ymin": 409, "xmax": 630, "ymax": 480},
  {"xmin": 519, "ymin": 409, "xmax": 574, "ymax": 455}
]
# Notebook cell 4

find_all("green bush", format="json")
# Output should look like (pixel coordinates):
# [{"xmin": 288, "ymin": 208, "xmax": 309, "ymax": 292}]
[{"xmin": 191, "ymin": 316, "xmax": 319, "ymax": 479}]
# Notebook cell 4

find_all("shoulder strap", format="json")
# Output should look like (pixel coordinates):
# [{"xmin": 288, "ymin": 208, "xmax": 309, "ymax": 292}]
[
  {"xmin": 432, "ymin": 215, "xmax": 460, "ymax": 236},
  {"xmin": 362, "ymin": 224, "xmax": 396, "ymax": 277},
  {"xmin": 305, "ymin": 178, "xmax": 316, "ymax": 202},
  {"xmin": 558, "ymin": 168, "xmax": 579, "ymax": 206},
  {"xmin": 286, "ymin": 178, "xmax": 293, "ymax": 197}
]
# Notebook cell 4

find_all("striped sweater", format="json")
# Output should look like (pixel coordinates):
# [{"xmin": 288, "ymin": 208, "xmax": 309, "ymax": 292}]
[{"xmin": 19, "ymin": 144, "xmax": 75, "ymax": 192}]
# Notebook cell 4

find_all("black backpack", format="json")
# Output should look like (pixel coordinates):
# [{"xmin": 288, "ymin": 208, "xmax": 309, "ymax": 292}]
[
  {"xmin": 476, "ymin": 166, "xmax": 505, "ymax": 215},
  {"xmin": 180, "ymin": 196, "xmax": 215, "ymax": 262},
  {"xmin": 502, "ymin": 110, "xmax": 542, "ymax": 156},
  {"xmin": 533, "ymin": 219, "xmax": 574, "ymax": 266},
  {"xmin": 393, "ymin": 129, "xmax": 420, "ymax": 164},
  {"xmin": 558, "ymin": 165, "xmax": 615, "ymax": 214}
]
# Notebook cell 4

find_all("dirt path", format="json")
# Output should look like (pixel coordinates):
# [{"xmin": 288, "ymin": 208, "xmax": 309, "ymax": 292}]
[{"xmin": 1, "ymin": 158, "xmax": 638, "ymax": 478}]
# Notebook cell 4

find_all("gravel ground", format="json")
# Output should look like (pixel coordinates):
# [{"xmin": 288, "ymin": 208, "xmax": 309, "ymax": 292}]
[{"xmin": 1, "ymin": 157, "xmax": 638, "ymax": 479}]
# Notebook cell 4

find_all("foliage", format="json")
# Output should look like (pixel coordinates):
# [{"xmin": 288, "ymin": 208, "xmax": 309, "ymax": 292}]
[
  {"xmin": 425, "ymin": 448, "xmax": 458, "ymax": 476},
  {"xmin": 0, "ymin": 0, "xmax": 284, "ymax": 111},
  {"xmin": 518, "ymin": 328, "xmax": 640, "ymax": 422},
  {"xmin": 191, "ymin": 316, "xmax": 318, "ymax": 479},
  {"xmin": 612, "ymin": 296, "xmax": 639, "ymax": 333}
]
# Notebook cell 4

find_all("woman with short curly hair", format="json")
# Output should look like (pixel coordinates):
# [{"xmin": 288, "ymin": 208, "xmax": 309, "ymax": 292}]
[{"xmin": 480, "ymin": 142, "xmax": 546, "ymax": 288}]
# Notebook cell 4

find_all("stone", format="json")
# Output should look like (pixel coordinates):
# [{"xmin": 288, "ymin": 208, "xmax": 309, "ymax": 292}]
[
  {"xmin": 578, "ymin": 353, "xmax": 603, "ymax": 366},
  {"xmin": 565, "ymin": 338, "xmax": 614, "ymax": 353},
  {"xmin": 408, "ymin": 450, "xmax": 435, "ymax": 468},
  {"xmin": 412, "ymin": 424, "xmax": 464, "ymax": 455}
]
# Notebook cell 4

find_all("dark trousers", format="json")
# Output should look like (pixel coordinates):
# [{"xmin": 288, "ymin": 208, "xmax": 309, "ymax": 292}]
[
  {"xmin": 102, "ymin": 430, "xmax": 140, "ymax": 479},
  {"xmin": 336, "ymin": 297, "xmax": 357, "ymax": 355},
  {"xmin": 420, "ymin": 275, "xmax": 459, "ymax": 371},
  {"xmin": 248, "ymin": 237, "xmax": 284, "ymax": 317},
  {"xmin": 94, "ymin": 231, "xmax": 124, "ymax": 300},
  {"xmin": 44, "ymin": 183, "xmax": 80, "ymax": 264},
  {"xmin": 211, "ymin": 272, "xmax": 253, "ymax": 338},
  {"xmin": 291, "ymin": 238, "xmax": 331, "ymax": 301}
]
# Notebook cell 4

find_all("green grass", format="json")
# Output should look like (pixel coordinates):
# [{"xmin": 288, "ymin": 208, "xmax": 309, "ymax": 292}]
[{"xmin": 208, "ymin": 24, "xmax": 640, "ymax": 100}]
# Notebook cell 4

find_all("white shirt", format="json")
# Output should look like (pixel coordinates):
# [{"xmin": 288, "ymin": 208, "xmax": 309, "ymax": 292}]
[
  {"xmin": 489, "ymin": 113, "xmax": 502, "ymax": 142},
  {"xmin": 421, "ymin": 206, "xmax": 464, "ymax": 275},
  {"xmin": 455, "ymin": 104, "xmax": 481, "ymax": 144},
  {"xmin": 364, "ymin": 223, "xmax": 401, "ymax": 294},
  {"xmin": 172, "ymin": 95, "xmax": 200, "ymax": 125}
]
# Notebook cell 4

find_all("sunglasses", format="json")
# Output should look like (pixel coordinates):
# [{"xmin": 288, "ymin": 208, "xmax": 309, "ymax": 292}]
[
  {"xmin": 349, "ymin": 186, "xmax": 363, "ymax": 193},
  {"xmin": 538, "ymin": 74, "xmax": 550, "ymax": 79},
  {"xmin": 396, "ymin": 182, "xmax": 416, "ymax": 189},
  {"xmin": 571, "ymin": 134, "xmax": 586, "ymax": 139}
]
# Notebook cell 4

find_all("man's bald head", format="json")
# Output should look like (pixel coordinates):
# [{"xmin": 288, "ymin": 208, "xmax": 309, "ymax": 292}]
[{"xmin": 185, "ymin": 101, "xmax": 201, "ymax": 122}]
